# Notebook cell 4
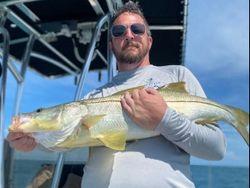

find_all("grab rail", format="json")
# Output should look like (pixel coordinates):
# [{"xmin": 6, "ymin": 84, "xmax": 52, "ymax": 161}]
[
  {"xmin": 51, "ymin": 13, "xmax": 111, "ymax": 188},
  {"xmin": 0, "ymin": 9, "xmax": 10, "ymax": 188}
]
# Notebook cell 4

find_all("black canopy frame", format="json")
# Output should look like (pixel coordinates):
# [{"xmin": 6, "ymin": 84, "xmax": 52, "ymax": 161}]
[
  {"xmin": 0, "ymin": 1, "xmax": 188, "ymax": 187},
  {"xmin": 1, "ymin": 0, "xmax": 188, "ymax": 78}
]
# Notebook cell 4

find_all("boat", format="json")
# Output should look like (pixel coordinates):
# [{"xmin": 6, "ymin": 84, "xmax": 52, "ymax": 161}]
[{"xmin": 0, "ymin": 0, "xmax": 188, "ymax": 187}]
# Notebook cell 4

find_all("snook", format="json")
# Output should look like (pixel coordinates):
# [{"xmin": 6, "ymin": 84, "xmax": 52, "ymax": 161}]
[{"xmin": 9, "ymin": 82, "xmax": 249, "ymax": 151}]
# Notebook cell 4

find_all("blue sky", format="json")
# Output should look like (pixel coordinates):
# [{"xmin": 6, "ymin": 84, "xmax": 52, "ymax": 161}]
[
  {"xmin": 185, "ymin": 0, "xmax": 249, "ymax": 167},
  {"xmin": 2, "ymin": 0, "xmax": 249, "ymax": 167}
]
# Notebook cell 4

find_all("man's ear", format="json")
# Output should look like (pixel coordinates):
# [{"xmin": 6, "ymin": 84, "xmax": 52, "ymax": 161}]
[{"xmin": 148, "ymin": 36, "xmax": 153, "ymax": 50}]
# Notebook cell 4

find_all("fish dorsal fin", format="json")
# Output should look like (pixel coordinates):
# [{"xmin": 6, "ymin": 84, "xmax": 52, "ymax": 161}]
[
  {"xmin": 111, "ymin": 86, "xmax": 145, "ymax": 96},
  {"xmin": 163, "ymin": 82, "xmax": 188, "ymax": 93},
  {"xmin": 195, "ymin": 119, "xmax": 219, "ymax": 127}
]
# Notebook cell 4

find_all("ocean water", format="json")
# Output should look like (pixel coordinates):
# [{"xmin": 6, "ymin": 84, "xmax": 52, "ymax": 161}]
[
  {"xmin": 10, "ymin": 161, "xmax": 249, "ymax": 188},
  {"xmin": 191, "ymin": 165, "xmax": 249, "ymax": 188}
]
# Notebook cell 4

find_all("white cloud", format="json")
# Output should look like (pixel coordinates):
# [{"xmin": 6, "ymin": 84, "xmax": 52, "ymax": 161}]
[
  {"xmin": 187, "ymin": 1, "xmax": 249, "ymax": 167},
  {"xmin": 186, "ymin": 0, "xmax": 249, "ymax": 74}
]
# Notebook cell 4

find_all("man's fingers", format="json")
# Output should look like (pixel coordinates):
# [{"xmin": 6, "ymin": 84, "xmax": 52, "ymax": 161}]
[
  {"xmin": 23, "ymin": 136, "xmax": 35, "ymax": 145},
  {"xmin": 145, "ymin": 88, "xmax": 158, "ymax": 95},
  {"xmin": 131, "ymin": 89, "xmax": 139, "ymax": 100},
  {"xmin": 7, "ymin": 132, "xmax": 37, "ymax": 152},
  {"xmin": 123, "ymin": 91, "xmax": 134, "ymax": 106},
  {"xmin": 121, "ymin": 96, "xmax": 133, "ymax": 114},
  {"xmin": 7, "ymin": 132, "xmax": 26, "ymax": 141},
  {"xmin": 9, "ymin": 135, "xmax": 37, "ymax": 152}
]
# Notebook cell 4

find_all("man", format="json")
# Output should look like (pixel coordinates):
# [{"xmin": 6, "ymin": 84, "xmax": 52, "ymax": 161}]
[{"xmin": 8, "ymin": 1, "xmax": 226, "ymax": 187}]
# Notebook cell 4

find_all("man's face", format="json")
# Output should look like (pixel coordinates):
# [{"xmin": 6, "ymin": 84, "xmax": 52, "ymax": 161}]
[{"xmin": 110, "ymin": 13, "xmax": 152, "ymax": 65}]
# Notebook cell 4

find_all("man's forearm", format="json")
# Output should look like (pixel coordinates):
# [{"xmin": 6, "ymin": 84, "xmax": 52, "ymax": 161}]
[{"xmin": 156, "ymin": 108, "xmax": 227, "ymax": 160}]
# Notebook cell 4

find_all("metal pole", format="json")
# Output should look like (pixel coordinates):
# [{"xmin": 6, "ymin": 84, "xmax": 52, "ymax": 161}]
[
  {"xmin": 5, "ymin": 7, "xmax": 80, "ymax": 72},
  {"xmin": 0, "ymin": 10, "xmax": 10, "ymax": 188},
  {"xmin": 7, "ymin": 61, "xmax": 23, "ymax": 83},
  {"xmin": 51, "ymin": 14, "xmax": 110, "ymax": 188},
  {"xmin": 74, "ymin": 14, "xmax": 110, "ymax": 99},
  {"xmin": 14, "ymin": 34, "xmax": 36, "ymax": 113},
  {"xmin": 180, "ymin": 0, "xmax": 189, "ymax": 65},
  {"xmin": 0, "ymin": 0, "xmax": 44, "ymax": 8},
  {"xmin": 106, "ymin": 15, "xmax": 117, "ymax": 81},
  {"xmin": 30, "ymin": 52, "xmax": 78, "ymax": 76},
  {"xmin": 5, "ymin": 34, "xmax": 36, "ymax": 188}
]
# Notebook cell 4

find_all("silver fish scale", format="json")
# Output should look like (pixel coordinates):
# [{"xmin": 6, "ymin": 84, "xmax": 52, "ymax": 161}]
[
  {"xmin": 87, "ymin": 100, "xmax": 122, "ymax": 115},
  {"xmin": 34, "ymin": 104, "xmax": 88, "ymax": 148},
  {"xmin": 10, "ymin": 83, "xmax": 249, "ymax": 149}
]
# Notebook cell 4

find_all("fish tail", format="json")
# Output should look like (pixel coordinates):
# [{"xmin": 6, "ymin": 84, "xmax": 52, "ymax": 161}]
[{"xmin": 228, "ymin": 106, "xmax": 249, "ymax": 145}]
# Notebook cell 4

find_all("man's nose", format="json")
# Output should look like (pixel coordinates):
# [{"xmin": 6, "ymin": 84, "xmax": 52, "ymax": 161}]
[{"xmin": 124, "ymin": 28, "xmax": 134, "ymax": 40}]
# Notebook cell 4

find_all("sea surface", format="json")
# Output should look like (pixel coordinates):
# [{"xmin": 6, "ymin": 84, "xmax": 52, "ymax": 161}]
[
  {"xmin": 191, "ymin": 165, "xmax": 249, "ymax": 188},
  {"xmin": 11, "ymin": 160, "xmax": 249, "ymax": 188}
]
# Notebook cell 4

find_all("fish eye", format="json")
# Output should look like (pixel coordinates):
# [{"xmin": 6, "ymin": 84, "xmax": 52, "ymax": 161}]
[{"xmin": 36, "ymin": 108, "xmax": 43, "ymax": 113}]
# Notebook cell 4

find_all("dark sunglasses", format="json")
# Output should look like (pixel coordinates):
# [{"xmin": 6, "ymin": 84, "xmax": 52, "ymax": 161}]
[{"xmin": 111, "ymin": 23, "xmax": 146, "ymax": 37}]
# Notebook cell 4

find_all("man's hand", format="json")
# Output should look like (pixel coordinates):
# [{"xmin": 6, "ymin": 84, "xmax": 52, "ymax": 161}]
[
  {"xmin": 7, "ymin": 132, "xmax": 37, "ymax": 152},
  {"xmin": 121, "ymin": 88, "xmax": 167, "ymax": 130}
]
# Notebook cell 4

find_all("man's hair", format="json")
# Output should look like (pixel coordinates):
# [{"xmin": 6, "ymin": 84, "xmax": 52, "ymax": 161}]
[{"xmin": 110, "ymin": 1, "xmax": 151, "ymax": 36}]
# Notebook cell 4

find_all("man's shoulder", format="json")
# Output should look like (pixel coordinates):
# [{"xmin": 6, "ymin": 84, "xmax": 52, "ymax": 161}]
[
  {"xmin": 158, "ymin": 65, "xmax": 189, "ymax": 72},
  {"xmin": 153, "ymin": 65, "xmax": 191, "ymax": 76},
  {"xmin": 83, "ymin": 82, "xmax": 116, "ymax": 99}
]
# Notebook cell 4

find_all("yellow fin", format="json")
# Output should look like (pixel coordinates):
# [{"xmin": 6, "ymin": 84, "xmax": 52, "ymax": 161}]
[
  {"xmin": 82, "ymin": 115, "xmax": 106, "ymax": 129},
  {"xmin": 111, "ymin": 86, "xmax": 145, "ymax": 96},
  {"xmin": 98, "ymin": 131, "xmax": 126, "ymax": 150},
  {"xmin": 88, "ymin": 116, "xmax": 128, "ymax": 150},
  {"xmin": 227, "ymin": 105, "xmax": 249, "ymax": 145},
  {"xmin": 162, "ymin": 82, "xmax": 188, "ymax": 93},
  {"xmin": 195, "ymin": 119, "xmax": 219, "ymax": 127}
]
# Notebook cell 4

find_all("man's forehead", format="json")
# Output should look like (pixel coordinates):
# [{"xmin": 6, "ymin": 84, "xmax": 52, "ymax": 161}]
[{"xmin": 113, "ymin": 12, "xmax": 144, "ymax": 24}]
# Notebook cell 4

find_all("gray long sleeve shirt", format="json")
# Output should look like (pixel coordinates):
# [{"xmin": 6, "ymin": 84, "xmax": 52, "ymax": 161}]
[{"xmin": 81, "ymin": 65, "xmax": 226, "ymax": 188}]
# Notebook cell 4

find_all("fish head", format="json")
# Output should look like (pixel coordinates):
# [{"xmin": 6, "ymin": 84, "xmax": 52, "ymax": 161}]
[{"xmin": 9, "ymin": 105, "xmax": 66, "ymax": 133}]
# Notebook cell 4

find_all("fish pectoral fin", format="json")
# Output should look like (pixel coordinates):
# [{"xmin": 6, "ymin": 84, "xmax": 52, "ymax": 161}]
[
  {"xmin": 98, "ymin": 131, "xmax": 127, "ymax": 151},
  {"xmin": 82, "ymin": 115, "xmax": 106, "ymax": 129},
  {"xmin": 88, "ymin": 118, "xmax": 128, "ymax": 150}
]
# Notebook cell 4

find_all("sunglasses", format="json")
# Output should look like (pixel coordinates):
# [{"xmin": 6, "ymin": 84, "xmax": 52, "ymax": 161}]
[{"xmin": 111, "ymin": 23, "xmax": 146, "ymax": 37}]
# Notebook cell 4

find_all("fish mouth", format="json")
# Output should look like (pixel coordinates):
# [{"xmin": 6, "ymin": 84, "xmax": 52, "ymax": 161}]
[
  {"xmin": 9, "ymin": 116, "xmax": 31, "ymax": 132},
  {"xmin": 9, "ymin": 116, "xmax": 21, "ymax": 132}
]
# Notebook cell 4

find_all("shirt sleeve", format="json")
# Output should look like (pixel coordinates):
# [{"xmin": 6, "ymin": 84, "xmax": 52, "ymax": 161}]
[
  {"xmin": 156, "ymin": 66, "xmax": 227, "ymax": 160},
  {"xmin": 155, "ymin": 108, "xmax": 226, "ymax": 160}
]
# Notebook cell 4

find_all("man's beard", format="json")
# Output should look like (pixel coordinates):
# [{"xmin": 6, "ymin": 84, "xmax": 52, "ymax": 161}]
[{"xmin": 113, "ymin": 41, "xmax": 148, "ymax": 64}]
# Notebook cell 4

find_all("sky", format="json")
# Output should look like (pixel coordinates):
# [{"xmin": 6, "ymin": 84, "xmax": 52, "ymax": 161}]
[
  {"xmin": 185, "ymin": 0, "xmax": 249, "ymax": 167},
  {"xmin": 2, "ymin": 0, "xmax": 249, "ymax": 167}
]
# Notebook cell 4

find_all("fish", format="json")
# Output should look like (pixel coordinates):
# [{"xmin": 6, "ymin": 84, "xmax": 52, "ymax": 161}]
[{"xmin": 9, "ymin": 82, "xmax": 249, "ymax": 151}]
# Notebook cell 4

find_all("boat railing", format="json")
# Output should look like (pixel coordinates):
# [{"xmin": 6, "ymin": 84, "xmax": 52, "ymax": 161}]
[
  {"xmin": 1, "ymin": 7, "xmax": 10, "ymax": 188},
  {"xmin": 0, "ymin": 7, "xmax": 116, "ymax": 188},
  {"xmin": 51, "ymin": 13, "xmax": 115, "ymax": 188}
]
